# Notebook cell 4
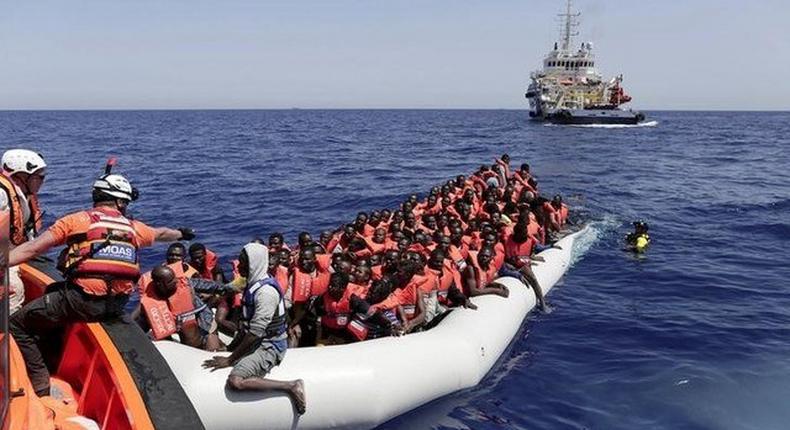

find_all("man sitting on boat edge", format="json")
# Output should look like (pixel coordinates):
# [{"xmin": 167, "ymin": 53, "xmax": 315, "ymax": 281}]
[{"xmin": 203, "ymin": 242, "xmax": 306, "ymax": 415}]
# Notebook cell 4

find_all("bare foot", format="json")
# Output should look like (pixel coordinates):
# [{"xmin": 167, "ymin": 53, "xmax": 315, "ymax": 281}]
[{"xmin": 289, "ymin": 379, "xmax": 306, "ymax": 415}]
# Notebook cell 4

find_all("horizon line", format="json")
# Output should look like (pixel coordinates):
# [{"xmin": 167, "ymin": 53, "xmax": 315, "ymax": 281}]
[{"xmin": 1, "ymin": 107, "xmax": 788, "ymax": 113}]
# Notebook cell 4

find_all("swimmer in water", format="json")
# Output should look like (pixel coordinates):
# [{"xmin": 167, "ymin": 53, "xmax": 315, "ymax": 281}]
[{"xmin": 626, "ymin": 221, "xmax": 650, "ymax": 253}]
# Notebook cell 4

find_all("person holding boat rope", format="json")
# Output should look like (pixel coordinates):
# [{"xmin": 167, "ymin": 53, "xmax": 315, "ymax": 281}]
[{"xmin": 7, "ymin": 161, "xmax": 195, "ymax": 396}]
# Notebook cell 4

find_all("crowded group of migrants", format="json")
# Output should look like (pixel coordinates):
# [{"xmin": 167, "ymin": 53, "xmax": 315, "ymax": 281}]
[{"xmin": 2, "ymin": 150, "xmax": 570, "ymax": 415}]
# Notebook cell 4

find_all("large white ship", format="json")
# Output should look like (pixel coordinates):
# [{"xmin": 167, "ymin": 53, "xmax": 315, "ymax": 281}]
[{"xmin": 525, "ymin": 0, "xmax": 645, "ymax": 125}]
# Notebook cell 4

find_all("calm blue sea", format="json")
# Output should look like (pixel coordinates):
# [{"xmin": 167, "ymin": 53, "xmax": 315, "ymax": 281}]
[{"xmin": 2, "ymin": 110, "xmax": 789, "ymax": 430}]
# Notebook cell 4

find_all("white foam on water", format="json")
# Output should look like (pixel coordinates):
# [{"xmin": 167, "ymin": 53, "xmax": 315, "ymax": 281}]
[
  {"xmin": 569, "ymin": 216, "xmax": 619, "ymax": 267},
  {"xmin": 543, "ymin": 120, "xmax": 659, "ymax": 129}
]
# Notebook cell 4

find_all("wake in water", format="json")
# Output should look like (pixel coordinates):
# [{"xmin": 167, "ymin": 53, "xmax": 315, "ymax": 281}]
[
  {"xmin": 544, "ymin": 120, "xmax": 659, "ymax": 129},
  {"xmin": 568, "ymin": 215, "xmax": 619, "ymax": 267}
]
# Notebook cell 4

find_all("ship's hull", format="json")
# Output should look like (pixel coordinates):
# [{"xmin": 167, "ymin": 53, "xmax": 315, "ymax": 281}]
[
  {"xmin": 528, "ymin": 104, "xmax": 645, "ymax": 125},
  {"xmin": 542, "ymin": 108, "xmax": 646, "ymax": 125}
]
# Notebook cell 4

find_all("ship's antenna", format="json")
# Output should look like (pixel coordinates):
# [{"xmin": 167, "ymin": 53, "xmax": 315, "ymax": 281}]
[{"xmin": 558, "ymin": 0, "xmax": 580, "ymax": 52}]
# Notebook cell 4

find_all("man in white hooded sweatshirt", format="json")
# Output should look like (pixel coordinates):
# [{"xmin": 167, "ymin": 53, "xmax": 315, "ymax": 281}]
[{"xmin": 203, "ymin": 242, "xmax": 306, "ymax": 415}]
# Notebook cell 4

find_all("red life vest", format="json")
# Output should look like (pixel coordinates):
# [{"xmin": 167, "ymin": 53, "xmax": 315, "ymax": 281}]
[
  {"xmin": 505, "ymin": 234, "xmax": 536, "ymax": 268},
  {"xmin": 468, "ymin": 175, "xmax": 486, "ymax": 193},
  {"xmin": 526, "ymin": 221, "xmax": 543, "ymax": 244},
  {"xmin": 62, "ymin": 208, "xmax": 141, "ymax": 283},
  {"xmin": 290, "ymin": 268, "xmax": 330, "ymax": 304},
  {"xmin": 431, "ymin": 267, "xmax": 453, "ymax": 304},
  {"xmin": 468, "ymin": 250, "xmax": 499, "ymax": 289},
  {"xmin": 346, "ymin": 309, "xmax": 398, "ymax": 341},
  {"xmin": 556, "ymin": 204, "xmax": 569, "ymax": 228},
  {"xmin": 182, "ymin": 264, "xmax": 199, "ymax": 279},
  {"xmin": 195, "ymin": 249, "xmax": 220, "ymax": 280},
  {"xmin": 413, "ymin": 273, "xmax": 435, "ymax": 295},
  {"xmin": 469, "ymin": 231, "xmax": 483, "ymax": 250},
  {"xmin": 274, "ymin": 266, "xmax": 289, "ymax": 295},
  {"xmin": 491, "ymin": 242, "xmax": 506, "ymax": 271},
  {"xmin": 325, "ymin": 233, "xmax": 341, "ymax": 254},
  {"xmin": 0, "ymin": 173, "xmax": 42, "ymax": 246},
  {"xmin": 349, "ymin": 281, "xmax": 370, "ymax": 298},
  {"xmin": 316, "ymin": 253, "xmax": 332, "ymax": 272},
  {"xmin": 495, "ymin": 158, "xmax": 511, "ymax": 180},
  {"xmin": 321, "ymin": 284, "xmax": 363, "ymax": 330},
  {"xmin": 361, "ymin": 224, "xmax": 375, "ymax": 237},
  {"xmin": 391, "ymin": 274, "xmax": 432, "ymax": 321},
  {"xmin": 231, "ymin": 259, "xmax": 241, "ymax": 279},
  {"xmin": 140, "ymin": 262, "xmax": 201, "ymax": 341},
  {"xmin": 448, "ymin": 243, "xmax": 469, "ymax": 271},
  {"xmin": 371, "ymin": 265, "xmax": 384, "ymax": 281},
  {"xmin": 363, "ymin": 236, "xmax": 386, "ymax": 255}
]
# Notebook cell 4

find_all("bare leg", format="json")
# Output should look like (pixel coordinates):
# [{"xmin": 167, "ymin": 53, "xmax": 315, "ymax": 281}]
[
  {"xmin": 204, "ymin": 333, "xmax": 225, "ymax": 352},
  {"xmin": 288, "ymin": 325, "xmax": 302, "ymax": 348},
  {"xmin": 227, "ymin": 376, "xmax": 306, "ymax": 415},
  {"xmin": 520, "ymin": 266, "xmax": 550, "ymax": 313}
]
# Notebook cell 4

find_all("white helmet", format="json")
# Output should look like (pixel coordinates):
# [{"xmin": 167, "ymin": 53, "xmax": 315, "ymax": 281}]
[
  {"xmin": 2, "ymin": 149, "xmax": 47, "ymax": 176},
  {"xmin": 93, "ymin": 174, "xmax": 138, "ymax": 201}
]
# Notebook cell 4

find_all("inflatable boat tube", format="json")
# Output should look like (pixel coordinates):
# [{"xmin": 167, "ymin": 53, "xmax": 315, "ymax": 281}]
[{"xmin": 155, "ymin": 226, "xmax": 591, "ymax": 430}]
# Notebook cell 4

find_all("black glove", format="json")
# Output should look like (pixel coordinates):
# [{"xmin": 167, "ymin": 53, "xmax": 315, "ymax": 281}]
[{"xmin": 178, "ymin": 227, "xmax": 196, "ymax": 241}]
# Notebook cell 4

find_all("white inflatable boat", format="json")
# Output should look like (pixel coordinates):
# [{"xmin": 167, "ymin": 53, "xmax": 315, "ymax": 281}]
[{"xmin": 155, "ymin": 225, "xmax": 592, "ymax": 430}]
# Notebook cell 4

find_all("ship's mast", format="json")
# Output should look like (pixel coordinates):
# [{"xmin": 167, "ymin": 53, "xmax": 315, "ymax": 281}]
[{"xmin": 558, "ymin": 0, "xmax": 580, "ymax": 52}]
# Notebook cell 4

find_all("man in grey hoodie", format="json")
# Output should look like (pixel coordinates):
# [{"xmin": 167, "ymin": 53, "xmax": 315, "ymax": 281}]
[{"xmin": 203, "ymin": 242, "xmax": 306, "ymax": 415}]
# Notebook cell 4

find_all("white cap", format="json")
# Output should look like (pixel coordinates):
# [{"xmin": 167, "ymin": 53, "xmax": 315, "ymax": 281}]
[{"xmin": 2, "ymin": 149, "xmax": 47, "ymax": 176}]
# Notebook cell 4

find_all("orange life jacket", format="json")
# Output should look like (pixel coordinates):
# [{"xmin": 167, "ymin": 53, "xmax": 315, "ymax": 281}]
[
  {"xmin": 468, "ymin": 250, "xmax": 499, "ymax": 290},
  {"xmin": 231, "ymin": 259, "xmax": 240, "ymax": 279},
  {"xmin": 195, "ymin": 249, "xmax": 220, "ymax": 280},
  {"xmin": 274, "ymin": 265, "xmax": 289, "ymax": 295},
  {"xmin": 61, "ymin": 207, "xmax": 141, "ymax": 284},
  {"xmin": 527, "ymin": 221, "xmax": 541, "ymax": 243},
  {"xmin": 316, "ymin": 253, "xmax": 332, "ymax": 272},
  {"xmin": 361, "ymin": 224, "xmax": 375, "ymax": 237},
  {"xmin": 346, "ymin": 309, "xmax": 399, "ymax": 341},
  {"xmin": 183, "ymin": 264, "xmax": 199, "ymax": 278},
  {"xmin": 349, "ymin": 281, "xmax": 370, "ymax": 298},
  {"xmin": 290, "ymin": 268, "xmax": 330, "ymax": 304},
  {"xmin": 430, "ymin": 267, "xmax": 453, "ymax": 304},
  {"xmin": 448, "ymin": 243, "xmax": 469, "ymax": 270},
  {"xmin": 371, "ymin": 265, "xmax": 384, "ymax": 281},
  {"xmin": 398, "ymin": 276, "xmax": 430, "ymax": 320},
  {"xmin": 0, "ymin": 173, "xmax": 42, "ymax": 246},
  {"xmin": 470, "ymin": 174, "xmax": 489, "ymax": 192},
  {"xmin": 321, "ymin": 284, "xmax": 363, "ymax": 330},
  {"xmin": 491, "ymin": 242, "xmax": 506, "ymax": 271},
  {"xmin": 504, "ymin": 234, "xmax": 536, "ymax": 268},
  {"xmin": 556, "ymin": 204, "xmax": 569, "ymax": 228},
  {"xmin": 140, "ymin": 262, "xmax": 201, "ymax": 341},
  {"xmin": 325, "ymin": 233, "xmax": 342, "ymax": 254},
  {"xmin": 363, "ymin": 236, "xmax": 386, "ymax": 255},
  {"xmin": 495, "ymin": 158, "xmax": 511, "ymax": 180}
]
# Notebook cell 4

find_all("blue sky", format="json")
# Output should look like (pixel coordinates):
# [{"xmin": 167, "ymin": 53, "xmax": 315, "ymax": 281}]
[{"xmin": 1, "ymin": 1, "xmax": 787, "ymax": 110}]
